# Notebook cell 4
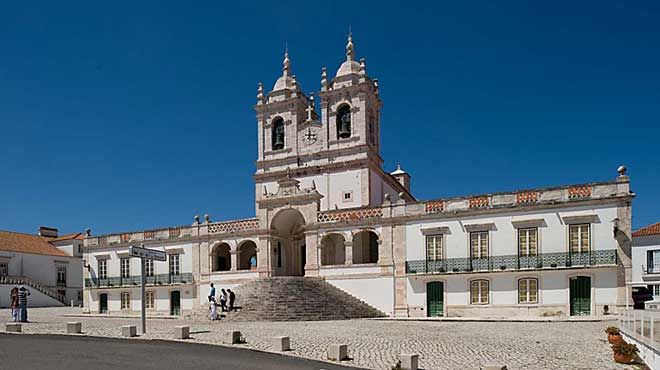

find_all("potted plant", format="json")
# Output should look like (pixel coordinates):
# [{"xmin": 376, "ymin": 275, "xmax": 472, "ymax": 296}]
[
  {"xmin": 605, "ymin": 326, "xmax": 623, "ymax": 345},
  {"xmin": 612, "ymin": 342, "xmax": 638, "ymax": 364}
]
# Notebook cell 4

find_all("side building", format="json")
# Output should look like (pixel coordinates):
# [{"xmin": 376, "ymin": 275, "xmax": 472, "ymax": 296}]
[{"xmin": 631, "ymin": 222, "xmax": 660, "ymax": 306}]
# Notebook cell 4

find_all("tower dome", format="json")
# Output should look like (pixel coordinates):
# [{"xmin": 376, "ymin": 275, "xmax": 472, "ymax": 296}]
[
  {"xmin": 335, "ymin": 34, "xmax": 361, "ymax": 77},
  {"xmin": 272, "ymin": 50, "xmax": 296, "ymax": 91}
]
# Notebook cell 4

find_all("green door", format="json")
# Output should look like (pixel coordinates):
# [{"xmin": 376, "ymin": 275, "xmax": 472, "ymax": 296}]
[
  {"xmin": 170, "ymin": 291, "xmax": 181, "ymax": 316},
  {"xmin": 427, "ymin": 282, "xmax": 444, "ymax": 317},
  {"xmin": 99, "ymin": 293, "xmax": 108, "ymax": 313},
  {"xmin": 570, "ymin": 276, "xmax": 591, "ymax": 316}
]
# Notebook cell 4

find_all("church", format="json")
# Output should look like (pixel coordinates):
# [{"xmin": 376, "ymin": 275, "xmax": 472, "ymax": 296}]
[{"xmin": 82, "ymin": 35, "xmax": 634, "ymax": 319}]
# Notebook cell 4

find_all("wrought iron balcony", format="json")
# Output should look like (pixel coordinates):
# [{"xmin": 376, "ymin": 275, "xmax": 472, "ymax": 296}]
[
  {"xmin": 405, "ymin": 250, "xmax": 617, "ymax": 275},
  {"xmin": 85, "ymin": 273, "xmax": 193, "ymax": 288}
]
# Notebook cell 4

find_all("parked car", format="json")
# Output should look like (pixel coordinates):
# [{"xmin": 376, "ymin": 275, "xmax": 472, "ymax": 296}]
[{"xmin": 632, "ymin": 286, "xmax": 654, "ymax": 309}]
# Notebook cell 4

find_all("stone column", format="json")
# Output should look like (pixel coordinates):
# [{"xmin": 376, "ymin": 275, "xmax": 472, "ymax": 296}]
[
  {"xmin": 304, "ymin": 231, "xmax": 320, "ymax": 276},
  {"xmin": 230, "ymin": 249, "xmax": 238, "ymax": 272},
  {"xmin": 344, "ymin": 241, "xmax": 353, "ymax": 265},
  {"xmin": 378, "ymin": 225, "xmax": 394, "ymax": 267},
  {"xmin": 257, "ymin": 236, "xmax": 271, "ymax": 277}
]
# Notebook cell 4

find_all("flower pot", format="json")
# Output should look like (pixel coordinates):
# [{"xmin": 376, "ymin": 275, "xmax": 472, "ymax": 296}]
[
  {"xmin": 608, "ymin": 334, "xmax": 623, "ymax": 345},
  {"xmin": 613, "ymin": 352, "xmax": 633, "ymax": 364}
]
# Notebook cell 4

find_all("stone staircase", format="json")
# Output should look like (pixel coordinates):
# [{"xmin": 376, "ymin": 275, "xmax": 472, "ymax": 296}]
[{"xmin": 207, "ymin": 277, "xmax": 385, "ymax": 321}]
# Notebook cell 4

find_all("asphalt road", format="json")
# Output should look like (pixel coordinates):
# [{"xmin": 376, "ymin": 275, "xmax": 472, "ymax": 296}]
[{"xmin": 0, "ymin": 334, "xmax": 362, "ymax": 370}]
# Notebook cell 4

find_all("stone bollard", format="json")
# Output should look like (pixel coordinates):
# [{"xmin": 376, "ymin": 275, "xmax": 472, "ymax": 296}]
[
  {"xmin": 399, "ymin": 354, "xmax": 419, "ymax": 370},
  {"xmin": 223, "ymin": 330, "xmax": 241, "ymax": 344},
  {"xmin": 272, "ymin": 336, "xmax": 290, "ymax": 351},
  {"xmin": 5, "ymin": 323, "xmax": 21, "ymax": 333},
  {"xmin": 121, "ymin": 325, "xmax": 137, "ymax": 337},
  {"xmin": 481, "ymin": 366, "xmax": 508, "ymax": 370},
  {"xmin": 66, "ymin": 322, "xmax": 82, "ymax": 334},
  {"xmin": 174, "ymin": 326, "xmax": 190, "ymax": 339},
  {"xmin": 327, "ymin": 344, "xmax": 348, "ymax": 361}
]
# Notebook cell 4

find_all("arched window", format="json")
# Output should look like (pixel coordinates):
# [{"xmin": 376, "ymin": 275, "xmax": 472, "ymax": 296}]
[
  {"xmin": 211, "ymin": 243, "xmax": 231, "ymax": 272},
  {"xmin": 336, "ymin": 104, "xmax": 351, "ymax": 139},
  {"xmin": 238, "ymin": 240, "xmax": 258, "ymax": 270},
  {"xmin": 352, "ymin": 230, "xmax": 379, "ymax": 264},
  {"xmin": 321, "ymin": 233, "xmax": 346, "ymax": 266},
  {"xmin": 271, "ymin": 117, "xmax": 285, "ymax": 150}
]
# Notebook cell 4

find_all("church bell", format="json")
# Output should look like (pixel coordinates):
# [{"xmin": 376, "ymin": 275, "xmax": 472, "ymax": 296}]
[{"xmin": 338, "ymin": 113, "xmax": 351, "ymax": 139}]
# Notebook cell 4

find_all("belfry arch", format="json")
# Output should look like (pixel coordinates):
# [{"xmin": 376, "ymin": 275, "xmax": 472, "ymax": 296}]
[{"xmin": 270, "ymin": 208, "xmax": 306, "ymax": 276}]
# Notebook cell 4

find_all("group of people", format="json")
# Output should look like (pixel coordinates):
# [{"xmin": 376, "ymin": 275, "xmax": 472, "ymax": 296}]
[
  {"xmin": 9, "ymin": 286, "xmax": 31, "ymax": 323},
  {"xmin": 208, "ymin": 283, "xmax": 236, "ymax": 321}
]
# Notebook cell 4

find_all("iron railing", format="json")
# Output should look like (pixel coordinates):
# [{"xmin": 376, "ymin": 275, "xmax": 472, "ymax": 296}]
[
  {"xmin": 85, "ymin": 273, "xmax": 193, "ymax": 288},
  {"xmin": 405, "ymin": 250, "xmax": 617, "ymax": 274}
]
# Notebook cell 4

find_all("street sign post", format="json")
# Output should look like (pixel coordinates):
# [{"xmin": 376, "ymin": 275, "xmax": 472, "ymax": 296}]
[{"xmin": 130, "ymin": 245, "xmax": 167, "ymax": 334}]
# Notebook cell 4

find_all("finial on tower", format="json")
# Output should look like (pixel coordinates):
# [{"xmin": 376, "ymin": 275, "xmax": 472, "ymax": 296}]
[
  {"xmin": 257, "ymin": 82, "xmax": 264, "ymax": 104},
  {"xmin": 321, "ymin": 67, "xmax": 328, "ymax": 91},
  {"xmin": 283, "ymin": 49, "xmax": 291, "ymax": 76},
  {"xmin": 346, "ymin": 30, "xmax": 355, "ymax": 62}
]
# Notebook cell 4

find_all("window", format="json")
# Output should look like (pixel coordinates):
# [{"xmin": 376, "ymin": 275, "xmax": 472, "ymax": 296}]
[
  {"xmin": 518, "ymin": 228, "xmax": 538, "ymax": 256},
  {"xmin": 121, "ymin": 292, "xmax": 131, "ymax": 310},
  {"xmin": 120, "ymin": 258, "xmax": 130, "ymax": 278},
  {"xmin": 426, "ymin": 235, "xmax": 443, "ymax": 261},
  {"xmin": 169, "ymin": 254, "xmax": 180, "ymax": 276},
  {"xmin": 647, "ymin": 250, "xmax": 660, "ymax": 274},
  {"xmin": 0, "ymin": 262, "xmax": 8, "ymax": 277},
  {"xmin": 343, "ymin": 191, "xmax": 353, "ymax": 202},
  {"xmin": 98, "ymin": 259, "xmax": 107, "ymax": 279},
  {"xmin": 145, "ymin": 259, "xmax": 154, "ymax": 277},
  {"xmin": 336, "ymin": 104, "xmax": 351, "ymax": 139},
  {"xmin": 271, "ymin": 117, "xmax": 285, "ymax": 150},
  {"xmin": 145, "ymin": 291, "xmax": 155, "ymax": 309},
  {"xmin": 470, "ymin": 280, "xmax": 489, "ymax": 305},
  {"xmin": 77, "ymin": 290, "xmax": 83, "ymax": 303},
  {"xmin": 518, "ymin": 278, "xmax": 539, "ymax": 304},
  {"xmin": 56, "ymin": 266, "xmax": 67, "ymax": 287},
  {"xmin": 470, "ymin": 232, "xmax": 489, "ymax": 259},
  {"xmin": 569, "ymin": 224, "xmax": 590, "ymax": 253},
  {"xmin": 77, "ymin": 245, "xmax": 83, "ymax": 254}
]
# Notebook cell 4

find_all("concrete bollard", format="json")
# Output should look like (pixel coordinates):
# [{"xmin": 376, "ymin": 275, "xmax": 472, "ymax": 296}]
[
  {"xmin": 327, "ymin": 344, "xmax": 348, "ymax": 361},
  {"xmin": 5, "ymin": 323, "xmax": 21, "ymax": 333},
  {"xmin": 223, "ymin": 330, "xmax": 241, "ymax": 344},
  {"xmin": 481, "ymin": 366, "xmax": 508, "ymax": 370},
  {"xmin": 66, "ymin": 322, "xmax": 82, "ymax": 334},
  {"xmin": 174, "ymin": 326, "xmax": 190, "ymax": 339},
  {"xmin": 399, "ymin": 354, "xmax": 419, "ymax": 370},
  {"xmin": 121, "ymin": 325, "xmax": 137, "ymax": 337},
  {"xmin": 272, "ymin": 336, "xmax": 290, "ymax": 351}
]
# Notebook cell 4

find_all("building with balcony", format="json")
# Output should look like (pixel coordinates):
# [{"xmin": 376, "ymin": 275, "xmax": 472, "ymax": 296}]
[
  {"xmin": 82, "ymin": 35, "xmax": 634, "ymax": 318},
  {"xmin": 631, "ymin": 222, "xmax": 660, "ymax": 302}
]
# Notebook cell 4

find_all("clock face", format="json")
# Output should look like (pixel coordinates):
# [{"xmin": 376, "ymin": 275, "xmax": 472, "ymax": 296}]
[{"xmin": 303, "ymin": 128, "xmax": 318, "ymax": 145}]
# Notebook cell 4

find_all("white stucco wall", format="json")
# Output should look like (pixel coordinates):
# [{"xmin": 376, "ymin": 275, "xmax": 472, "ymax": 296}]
[{"xmin": 326, "ymin": 276, "xmax": 394, "ymax": 315}]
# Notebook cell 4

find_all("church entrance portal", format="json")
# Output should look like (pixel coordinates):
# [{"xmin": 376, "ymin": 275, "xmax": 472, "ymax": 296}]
[{"xmin": 270, "ymin": 208, "xmax": 306, "ymax": 276}]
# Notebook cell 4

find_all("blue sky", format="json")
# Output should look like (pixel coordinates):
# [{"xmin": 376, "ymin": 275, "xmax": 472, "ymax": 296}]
[{"xmin": 1, "ymin": 1, "xmax": 658, "ymax": 235}]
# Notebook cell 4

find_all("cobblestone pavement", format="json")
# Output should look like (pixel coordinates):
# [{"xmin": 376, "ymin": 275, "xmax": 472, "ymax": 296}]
[{"xmin": 0, "ymin": 308, "xmax": 637, "ymax": 370}]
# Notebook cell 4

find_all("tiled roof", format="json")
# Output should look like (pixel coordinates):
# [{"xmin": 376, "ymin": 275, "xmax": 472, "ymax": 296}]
[
  {"xmin": 49, "ymin": 232, "xmax": 84, "ymax": 242},
  {"xmin": 633, "ymin": 222, "xmax": 660, "ymax": 237},
  {"xmin": 0, "ymin": 230, "xmax": 68, "ymax": 257}
]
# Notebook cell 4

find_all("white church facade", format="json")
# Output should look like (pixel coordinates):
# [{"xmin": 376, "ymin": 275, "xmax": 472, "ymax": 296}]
[{"xmin": 82, "ymin": 36, "xmax": 634, "ymax": 318}]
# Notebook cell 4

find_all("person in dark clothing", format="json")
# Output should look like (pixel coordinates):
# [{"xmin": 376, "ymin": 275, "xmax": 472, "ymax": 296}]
[
  {"xmin": 219, "ymin": 289, "xmax": 228, "ymax": 312},
  {"xmin": 227, "ymin": 289, "xmax": 236, "ymax": 312}
]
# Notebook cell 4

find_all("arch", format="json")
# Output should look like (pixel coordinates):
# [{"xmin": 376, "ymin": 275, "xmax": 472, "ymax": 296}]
[
  {"xmin": 270, "ymin": 208, "xmax": 306, "ymax": 276},
  {"xmin": 336, "ymin": 104, "xmax": 352, "ymax": 139},
  {"xmin": 271, "ymin": 116, "xmax": 285, "ymax": 150},
  {"xmin": 352, "ymin": 230, "xmax": 379, "ymax": 264},
  {"xmin": 211, "ymin": 242, "xmax": 231, "ymax": 272},
  {"xmin": 320, "ymin": 233, "xmax": 346, "ymax": 266},
  {"xmin": 238, "ymin": 240, "xmax": 258, "ymax": 270}
]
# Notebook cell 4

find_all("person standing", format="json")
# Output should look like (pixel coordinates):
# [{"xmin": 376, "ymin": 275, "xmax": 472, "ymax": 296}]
[
  {"xmin": 18, "ymin": 286, "xmax": 30, "ymax": 323},
  {"xmin": 209, "ymin": 296, "xmax": 218, "ymax": 321},
  {"xmin": 228, "ymin": 289, "xmax": 236, "ymax": 312},
  {"xmin": 10, "ymin": 287, "xmax": 19, "ymax": 322},
  {"xmin": 219, "ymin": 289, "xmax": 228, "ymax": 312},
  {"xmin": 208, "ymin": 283, "xmax": 216, "ymax": 302}
]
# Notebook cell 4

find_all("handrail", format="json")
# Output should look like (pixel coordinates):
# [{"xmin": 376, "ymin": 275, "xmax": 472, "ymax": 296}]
[{"xmin": 0, "ymin": 275, "xmax": 67, "ymax": 304}]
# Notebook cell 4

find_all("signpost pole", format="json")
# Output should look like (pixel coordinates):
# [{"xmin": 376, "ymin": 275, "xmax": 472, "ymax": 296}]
[{"xmin": 141, "ymin": 256, "xmax": 146, "ymax": 334}]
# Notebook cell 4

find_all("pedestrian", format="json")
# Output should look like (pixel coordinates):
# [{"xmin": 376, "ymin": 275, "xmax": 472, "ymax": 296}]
[
  {"xmin": 219, "ymin": 288, "xmax": 228, "ymax": 312},
  {"xmin": 18, "ymin": 286, "xmax": 30, "ymax": 323},
  {"xmin": 10, "ymin": 287, "xmax": 19, "ymax": 322},
  {"xmin": 208, "ymin": 283, "xmax": 215, "ymax": 302},
  {"xmin": 209, "ymin": 296, "xmax": 218, "ymax": 321},
  {"xmin": 228, "ymin": 289, "xmax": 236, "ymax": 312}
]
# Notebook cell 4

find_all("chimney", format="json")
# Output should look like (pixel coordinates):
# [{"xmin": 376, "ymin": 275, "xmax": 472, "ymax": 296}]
[
  {"xmin": 390, "ymin": 164, "xmax": 411, "ymax": 193},
  {"xmin": 38, "ymin": 226, "xmax": 58, "ymax": 238}
]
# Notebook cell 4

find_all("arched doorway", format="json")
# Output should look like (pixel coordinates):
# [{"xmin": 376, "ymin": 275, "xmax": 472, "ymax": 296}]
[
  {"xmin": 321, "ymin": 233, "xmax": 346, "ymax": 266},
  {"xmin": 352, "ymin": 230, "xmax": 379, "ymax": 264},
  {"xmin": 211, "ymin": 243, "xmax": 231, "ymax": 272},
  {"xmin": 238, "ymin": 240, "xmax": 258, "ymax": 270},
  {"xmin": 271, "ymin": 208, "xmax": 306, "ymax": 276}
]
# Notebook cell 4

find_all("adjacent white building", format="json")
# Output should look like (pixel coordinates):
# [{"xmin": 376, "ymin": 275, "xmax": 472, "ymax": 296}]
[
  {"xmin": 82, "ymin": 35, "xmax": 634, "ymax": 318},
  {"xmin": 631, "ymin": 222, "xmax": 660, "ymax": 302}
]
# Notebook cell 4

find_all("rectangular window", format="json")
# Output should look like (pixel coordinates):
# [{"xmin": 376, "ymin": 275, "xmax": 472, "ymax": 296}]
[
  {"xmin": 518, "ymin": 278, "xmax": 539, "ymax": 304},
  {"xmin": 121, "ymin": 292, "xmax": 131, "ymax": 310},
  {"xmin": 0, "ymin": 262, "xmax": 8, "ymax": 276},
  {"xmin": 470, "ymin": 232, "xmax": 489, "ymax": 259},
  {"xmin": 145, "ymin": 259, "xmax": 154, "ymax": 277},
  {"xmin": 145, "ymin": 291, "xmax": 155, "ymax": 309},
  {"xmin": 518, "ymin": 228, "xmax": 538, "ymax": 256},
  {"xmin": 98, "ymin": 259, "xmax": 108, "ymax": 279},
  {"xmin": 56, "ymin": 266, "xmax": 67, "ymax": 287},
  {"xmin": 120, "ymin": 258, "xmax": 131, "ymax": 278},
  {"xmin": 342, "ymin": 191, "xmax": 353, "ymax": 202},
  {"xmin": 470, "ymin": 280, "xmax": 489, "ymax": 305},
  {"xmin": 426, "ymin": 235, "xmax": 443, "ymax": 261},
  {"xmin": 647, "ymin": 250, "xmax": 660, "ymax": 274},
  {"xmin": 77, "ymin": 290, "xmax": 83, "ymax": 303},
  {"xmin": 169, "ymin": 254, "xmax": 180, "ymax": 276},
  {"xmin": 569, "ymin": 224, "xmax": 590, "ymax": 253}
]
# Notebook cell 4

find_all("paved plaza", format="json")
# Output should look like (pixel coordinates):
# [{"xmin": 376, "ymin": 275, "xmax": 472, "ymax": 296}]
[{"xmin": 0, "ymin": 308, "xmax": 638, "ymax": 370}]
